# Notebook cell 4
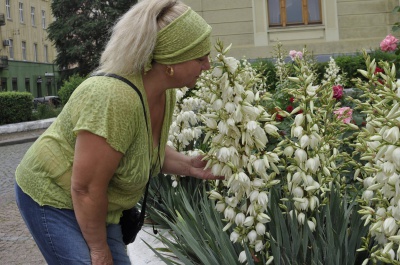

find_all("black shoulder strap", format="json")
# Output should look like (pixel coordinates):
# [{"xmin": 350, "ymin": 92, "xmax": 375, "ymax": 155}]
[{"xmin": 90, "ymin": 72, "xmax": 150, "ymax": 225}]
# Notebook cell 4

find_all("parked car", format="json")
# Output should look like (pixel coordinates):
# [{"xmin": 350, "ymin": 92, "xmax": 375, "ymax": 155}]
[{"xmin": 33, "ymin": 96, "xmax": 61, "ymax": 109}]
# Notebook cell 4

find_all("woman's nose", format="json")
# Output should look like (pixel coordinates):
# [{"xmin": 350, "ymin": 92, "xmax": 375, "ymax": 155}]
[{"xmin": 203, "ymin": 57, "xmax": 211, "ymax": 70}]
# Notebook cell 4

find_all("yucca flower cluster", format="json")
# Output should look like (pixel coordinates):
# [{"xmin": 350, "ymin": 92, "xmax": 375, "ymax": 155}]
[
  {"xmin": 354, "ymin": 52, "xmax": 400, "ymax": 264},
  {"xmin": 167, "ymin": 86, "xmax": 206, "ymax": 187},
  {"xmin": 192, "ymin": 41, "xmax": 281, "ymax": 263},
  {"xmin": 275, "ymin": 47, "xmax": 358, "ymax": 233}
]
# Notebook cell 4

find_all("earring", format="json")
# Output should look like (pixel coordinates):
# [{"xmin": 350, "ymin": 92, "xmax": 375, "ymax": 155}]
[{"xmin": 166, "ymin": 65, "xmax": 174, "ymax": 76}]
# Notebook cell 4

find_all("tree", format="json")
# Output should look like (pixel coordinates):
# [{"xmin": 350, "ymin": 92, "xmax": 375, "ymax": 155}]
[{"xmin": 47, "ymin": 0, "xmax": 137, "ymax": 79}]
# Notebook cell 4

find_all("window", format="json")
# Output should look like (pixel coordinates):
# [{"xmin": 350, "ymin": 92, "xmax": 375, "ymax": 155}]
[
  {"xmin": 44, "ymin": 44, "xmax": 48, "ymax": 63},
  {"xmin": 25, "ymin": 78, "xmax": 30, "ymax": 92},
  {"xmin": 22, "ymin": 41, "xmax": 26, "ymax": 61},
  {"xmin": 12, "ymin": 77, "xmax": 17, "ymax": 91},
  {"xmin": 268, "ymin": 0, "xmax": 322, "ymax": 27},
  {"xmin": 19, "ymin": 2, "xmax": 24, "ymax": 23},
  {"xmin": 31, "ymin": 6, "xmax": 35, "ymax": 26},
  {"xmin": 33, "ymin": 43, "xmax": 38, "ymax": 62},
  {"xmin": 1, "ymin": 78, "xmax": 7, "ymax": 91},
  {"xmin": 41, "ymin": 10, "xmax": 46, "ymax": 29},
  {"xmin": 9, "ymin": 39, "xmax": 14, "ymax": 59},
  {"xmin": 6, "ymin": 0, "xmax": 11, "ymax": 19}
]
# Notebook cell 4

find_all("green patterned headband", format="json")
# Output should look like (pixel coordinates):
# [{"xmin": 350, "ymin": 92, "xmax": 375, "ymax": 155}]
[{"xmin": 153, "ymin": 7, "xmax": 212, "ymax": 65}]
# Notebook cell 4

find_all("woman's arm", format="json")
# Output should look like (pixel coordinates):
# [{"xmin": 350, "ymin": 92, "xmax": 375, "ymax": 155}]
[
  {"xmin": 162, "ymin": 145, "xmax": 222, "ymax": 180},
  {"xmin": 71, "ymin": 131, "xmax": 123, "ymax": 265}
]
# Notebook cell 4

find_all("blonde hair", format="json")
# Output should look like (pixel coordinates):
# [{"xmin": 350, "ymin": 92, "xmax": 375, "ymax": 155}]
[{"xmin": 97, "ymin": 0, "xmax": 188, "ymax": 75}]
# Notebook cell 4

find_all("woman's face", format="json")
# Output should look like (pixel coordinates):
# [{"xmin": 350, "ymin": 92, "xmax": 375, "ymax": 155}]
[{"xmin": 171, "ymin": 54, "xmax": 210, "ymax": 88}]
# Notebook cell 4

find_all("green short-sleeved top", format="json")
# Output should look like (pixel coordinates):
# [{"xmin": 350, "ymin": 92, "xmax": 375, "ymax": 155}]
[{"xmin": 15, "ymin": 74, "xmax": 176, "ymax": 224}]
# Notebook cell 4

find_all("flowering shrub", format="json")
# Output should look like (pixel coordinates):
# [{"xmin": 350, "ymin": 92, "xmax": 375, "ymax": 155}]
[
  {"xmin": 160, "ymin": 40, "xmax": 400, "ymax": 264},
  {"xmin": 352, "ymin": 51, "xmax": 400, "ymax": 264},
  {"xmin": 193, "ymin": 43, "xmax": 359, "ymax": 263}
]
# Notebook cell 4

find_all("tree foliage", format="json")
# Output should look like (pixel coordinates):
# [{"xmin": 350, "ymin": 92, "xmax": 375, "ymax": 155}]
[{"xmin": 47, "ymin": 0, "xmax": 137, "ymax": 78}]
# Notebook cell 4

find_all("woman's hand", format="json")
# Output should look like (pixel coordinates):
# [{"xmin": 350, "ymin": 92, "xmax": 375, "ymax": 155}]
[
  {"xmin": 162, "ymin": 146, "xmax": 223, "ymax": 180},
  {"xmin": 189, "ymin": 155, "xmax": 224, "ymax": 180},
  {"xmin": 90, "ymin": 246, "xmax": 113, "ymax": 265}
]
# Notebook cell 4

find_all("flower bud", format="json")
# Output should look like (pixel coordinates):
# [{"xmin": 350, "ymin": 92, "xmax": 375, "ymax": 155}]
[
  {"xmin": 284, "ymin": 146, "xmax": 294, "ymax": 157},
  {"xmin": 224, "ymin": 207, "xmax": 236, "ymax": 221},
  {"xmin": 215, "ymin": 201, "xmax": 226, "ymax": 212},
  {"xmin": 383, "ymin": 217, "xmax": 398, "ymax": 236},
  {"xmin": 247, "ymin": 230, "xmax": 257, "ymax": 243},
  {"xmin": 235, "ymin": 212, "xmax": 246, "ymax": 226},
  {"xmin": 244, "ymin": 216, "xmax": 255, "ymax": 227},
  {"xmin": 256, "ymin": 222, "xmax": 266, "ymax": 235},
  {"xmin": 238, "ymin": 251, "xmax": 247, "ymax": 263},
  {"xmin": 230, "ymin": 231, "xmax": 240, "ymax": 243},
  {"xmin": 255, "ymin": 240, "xmax": 264, "ymax": 252}
]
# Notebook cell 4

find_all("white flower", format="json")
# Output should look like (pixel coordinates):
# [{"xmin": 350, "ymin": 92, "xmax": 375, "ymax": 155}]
[
  {"xmin": 253, "ymin": 159, "xmax": 266, "ymax": 175},
  {"xmin": 257, "ymin": 213, "xmax": 271, "ymax": 223},
  {"xmin": 294, "ymin": 149, "xmax": 307, "ymax": 163},
  {"xmin": 249, "ymin": 190, "xmax": 259, "ymax": 203},
  {"xmin": 224, "ymin": 207, "xmax": 236, "ymax": 221},
  {"xmin": 284, "ymin": 146, "xmax": 294, "ymax": 157},
  {"xmin": 212, "ymin": 99, "xmax": 223, "ymax": 111},
  {"xmin": 383, "ymin": 217, "xmax": 398, "ymax": 236},
  {"xmin": 257, "ymin": 192, "xmax": 269, "ymax": 207},
  {"xmin": 362, "ymin": 190, "xmax": 374, "ymax": 200},
  {"xmin": 307, "ymin": 220, "xmax": 316, "ymax": 232},
  {"xmin": 230, "ymin": 231, "xmax": 240, "ymax": 243},
  {"xmin": 297, "ymin": 212, "xmax": 306, "ymax": 224},
  {"xmin": 363, "ymin": 177, "xmax": 375, "ymax": 188},
  {"xmin": 264, "ymin": 124, "xmax": 279, "ymax": 136},
  {"xmin": 217, "ymin": 147, "xmax": 231, "ymax": 163},
  {"xmin": 256, "ymin": 222, "xmax": 266, "ymax": 235},
  {"xmin": 305, "ymin": 157, "xmax": 319, "ymax": 173},
  {"xmin": 246, "ymin": 121, "xmax": 258, "ymax": 132},
  {"xmin": 223, "ymin": 56, "xmax": 240, "ymax": 74},
  {"xmin": 211, "ymin": 163, "xmax": 223, "ymax": 176},
  {"xmin": 204, "ymin": 117, "xmax": 217, "ymax": 129},
  {"xmin": 392, "ymin": 147, "xmax": 400, "ymax": 168},
  {"xmin": 209, "ymin": 190, "xmax": 223, "ymax": 200},
  {"xmin": 383, "ymin": 126, "xmax": 400, "ymax": 144},
  {"xmin": 225, "ymin": 102, "xmax": 236, "ymax": 113},
  {"xmin": 247, "ymin": 230, "xmax": 257, "ymax": 243},
  {"xmin": 212, "ymin": 66, "xmax": 223, "ymax": 78},
  {"xmin": 235, "ymin": 212, "xmax": 246, "ymax": 226},
  {"xmin": 300, "ymin": 135, "xmax": 310, "ymax": 148},
  {"xmin": 254, "ymin": 240, "xmax": 264, "ymax": 252},
  {"xmin": 292, "ymin": 187, "xmax": 304, "ymax": 198},
  {"xmin": 238, "ymin": 250, "xmax": 247, "ymax": 263},
  {"xmin": 243, "ymin": 216, "xmax": 255, "ymax": 227},
  {"xmin": 215, "ymin": 201, "xmax": 226, "ymax": 212},
  {"xmin": 293, "ymin": 126, "xmax": 304, "ymax": 138},
  {"xmin": 309, "ymin": 196, "xmax": 319, "ymax": 211},
  {"xmin": 217, "ymin": 121, "xmax": 229, "ymax": 135},
  {"xmin": 306, "ymin": 84, "xmax": 318, "ymax": 96},
  {"xmin": 295, "ymin": 113, "xmax": 305, "ymax": 126}
]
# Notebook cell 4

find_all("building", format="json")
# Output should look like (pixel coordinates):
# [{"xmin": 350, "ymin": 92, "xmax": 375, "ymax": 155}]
[
  {"xmin": 0, "ymin": 0, "xmax": 58, "ymax": 97},
  {"xmin": 184, "ymin": 0, "xmax": 398, "ymax": 61}
]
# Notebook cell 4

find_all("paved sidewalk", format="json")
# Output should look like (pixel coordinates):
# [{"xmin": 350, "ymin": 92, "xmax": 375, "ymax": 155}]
[{"xmin": 0, "ymin": 119, "xmax": 171, "ymax": 265}]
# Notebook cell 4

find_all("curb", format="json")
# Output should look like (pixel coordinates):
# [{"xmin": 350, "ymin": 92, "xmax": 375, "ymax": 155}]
[{"xmin": 0, "ymin": 118, "xmax": 55, "ymax": 146}]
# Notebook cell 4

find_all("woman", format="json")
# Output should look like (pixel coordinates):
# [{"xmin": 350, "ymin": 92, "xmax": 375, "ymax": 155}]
[{"xmin": 15, "ymin": 0, "xmax": 217, "ymax": 264}]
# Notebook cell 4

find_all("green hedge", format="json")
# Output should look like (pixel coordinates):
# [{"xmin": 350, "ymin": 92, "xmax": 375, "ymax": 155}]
[
  {"xmin": 252, "ymin": 50, "xmax": 400, "ymax": 89},
  {"xmin": 0, "ymin": 92, "xmax": 33, "ymax": 125}
]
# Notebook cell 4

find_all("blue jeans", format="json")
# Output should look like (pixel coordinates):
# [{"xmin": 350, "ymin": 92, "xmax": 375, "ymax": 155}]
[{"xmin": 15, "ymin": 183, "xmax": 131, "ymax": 265}]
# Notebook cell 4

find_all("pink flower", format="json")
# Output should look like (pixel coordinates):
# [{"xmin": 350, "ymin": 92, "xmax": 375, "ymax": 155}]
[
  {"xmin": 332, "ymin": 85, "xmax": 343, "ymax": 100},
  {"xmin": 289, "ymin": 50, "xmax": 303, "ymax": 60},
  {"xmin": 333, "ymin": 107, "xmax": 353, "ymax": 124},
  {"xmin": 380, "ymin": 34, "xmax": 399, "ymax": 52}
]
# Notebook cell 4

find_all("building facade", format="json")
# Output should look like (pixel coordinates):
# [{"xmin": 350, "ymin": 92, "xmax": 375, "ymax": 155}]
[
  {"xmin": 184, "ymin": 0, "xmax": 399, "ymax": 60},
  {"xmin": 0, "ymin": 0, "xmax": 58, "ymax": 97}
]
